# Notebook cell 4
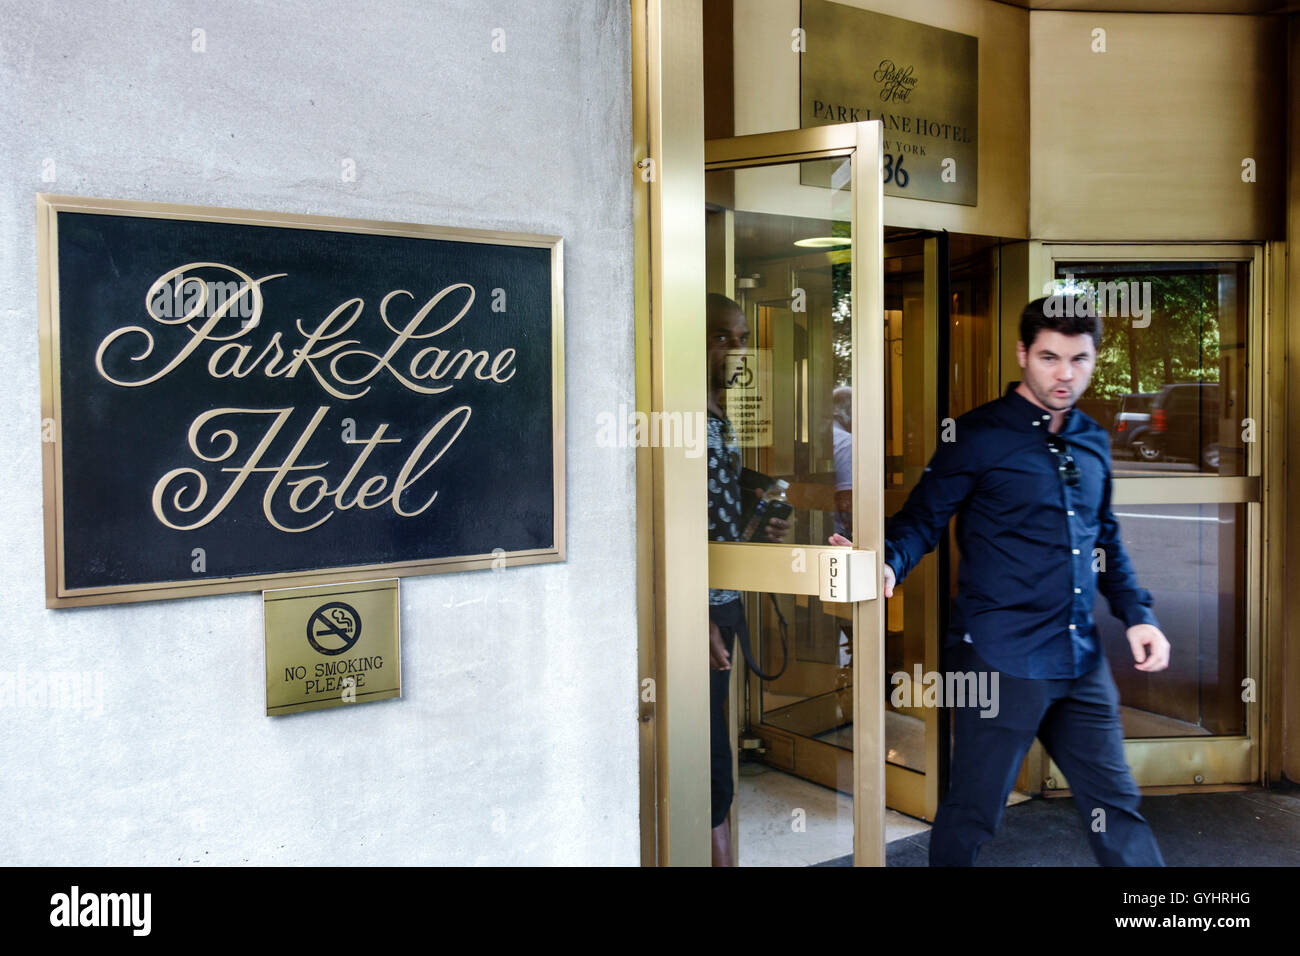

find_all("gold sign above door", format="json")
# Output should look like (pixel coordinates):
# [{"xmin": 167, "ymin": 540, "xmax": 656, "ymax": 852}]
[{"xmin": 800, "ymin": 0, "xmax": 978, "ymax": 206}]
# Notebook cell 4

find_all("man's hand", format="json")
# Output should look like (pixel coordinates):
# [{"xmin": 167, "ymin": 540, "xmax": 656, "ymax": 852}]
[
  {"xmin": 763, "ymin": 516, "xmax": 792, "ymax": 543},
  {"xmin": 1127, "ymin": 624, "xmax": 1170, "ymax": 672},
  {"xmin": 827, "ymin": 532, "xmax": 894, "ymax": 598},
  {"xmin": 709, "ymin": 620, "xmax": 730, "ymax": 671}
]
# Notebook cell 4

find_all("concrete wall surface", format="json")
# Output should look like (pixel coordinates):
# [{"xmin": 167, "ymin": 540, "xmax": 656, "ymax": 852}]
[{"xmin": 0, "ymin": 0, "xmax": 637, "ymax": 865}]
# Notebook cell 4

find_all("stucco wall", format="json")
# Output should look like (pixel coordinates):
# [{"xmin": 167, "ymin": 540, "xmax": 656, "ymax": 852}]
[{"xmin": 0, "ymin": 0, "xmax": 637, "ymax": 864}]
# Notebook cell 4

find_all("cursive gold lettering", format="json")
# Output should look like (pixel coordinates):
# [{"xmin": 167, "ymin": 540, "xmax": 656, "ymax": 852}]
[
  {"xmin": 152, "ymin": 407, "xmax": 297, "ymax": 530},
  {"xmin": 151, "ymin": 406, "xmax": 471, "ymax": 533},
  {"xmin": 98, "ymin": 263, "xmax": 285, "ymax": 387},
  {"xmin": 391, "ymin": 406, "xmax": 472, "ymax": 516}
]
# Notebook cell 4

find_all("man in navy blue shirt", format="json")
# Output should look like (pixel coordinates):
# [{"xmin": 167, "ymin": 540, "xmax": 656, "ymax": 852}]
[{"xmin": 877, "ymin": 295, "xmax": 1169, "ymax": 866}]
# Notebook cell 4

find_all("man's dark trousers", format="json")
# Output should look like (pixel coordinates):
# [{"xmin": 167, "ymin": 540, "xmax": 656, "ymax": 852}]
[{"xmin": 928, "ymin": 641, "xmax": 1164, "ymax": 866}]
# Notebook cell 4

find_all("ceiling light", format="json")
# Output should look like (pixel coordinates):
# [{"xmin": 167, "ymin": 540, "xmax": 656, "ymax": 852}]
[{"xmin": 794, "ymin": 236, "xmax": 851, "ymax": 249}]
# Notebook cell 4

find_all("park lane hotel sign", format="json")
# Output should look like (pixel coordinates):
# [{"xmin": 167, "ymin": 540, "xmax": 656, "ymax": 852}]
[
  {"xmin": 37, "ymin": 196, "xmax": 564, "ymax": 607},
  {"xmin": 800, "ymin": 0, "xmax": 978, "ymax": 206}
]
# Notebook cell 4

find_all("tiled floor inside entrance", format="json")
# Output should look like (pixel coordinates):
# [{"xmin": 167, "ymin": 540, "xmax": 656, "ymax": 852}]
[{"xmin": 736, "ymin": 762, "xmax": 929, "ymax": 867}]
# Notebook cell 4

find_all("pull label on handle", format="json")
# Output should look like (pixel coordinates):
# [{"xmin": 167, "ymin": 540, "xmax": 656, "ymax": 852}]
[{"xmin": 819, "ymin": 549, "xmax": 877, "ymax": 603}]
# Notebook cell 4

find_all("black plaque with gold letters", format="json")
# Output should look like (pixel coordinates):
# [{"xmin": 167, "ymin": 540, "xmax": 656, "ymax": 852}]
[{"xmin": 38, "ymin": 196, "xmax": 564, "ymax": 607}]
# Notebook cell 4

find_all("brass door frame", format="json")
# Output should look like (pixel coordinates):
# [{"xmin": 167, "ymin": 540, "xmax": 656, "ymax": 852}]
[
  {"xmin": 879, "ymin": 234, "xmax": 943, "ymax": 822},
  {"xmin": 1031, "ymin": 242, "xmax": 1266, "ymax": 789},
  {"xmin": 701, "ymin": 122, "xmax": 887, "ymax": 865},
  {"xmin": 633, "ymin": 0, "xmax": 711, "ymax": 867}
]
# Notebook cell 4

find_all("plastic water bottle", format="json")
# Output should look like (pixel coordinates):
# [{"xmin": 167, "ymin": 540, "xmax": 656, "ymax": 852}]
[{"xmin": 742, "ymin": 479, "xmax": 792, "ymax": 541}]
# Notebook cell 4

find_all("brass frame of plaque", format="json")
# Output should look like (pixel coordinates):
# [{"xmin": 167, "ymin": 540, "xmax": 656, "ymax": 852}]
[
  {"xmin": 264, "ymin": 578, "xmax": 401, "ymax": 715},
  {"xmin": 37, "ymin": 194, "xmax": 565, "ymax": 608}
]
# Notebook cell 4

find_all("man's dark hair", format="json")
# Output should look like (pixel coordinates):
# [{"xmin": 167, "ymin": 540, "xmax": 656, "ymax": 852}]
[
  {"xmin": 1019, "ymin": 295, "xmax": 1103, "ymax": 351},
  {"xmin": 707, "ymin": 292, "xmax": 743, "ymax": 323}
]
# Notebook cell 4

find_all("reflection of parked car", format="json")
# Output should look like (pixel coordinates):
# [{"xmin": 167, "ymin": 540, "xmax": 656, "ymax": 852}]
[
  {"xmin": 1145, "ymin": 383, "xmax": 1222, "ymax": 469},
  {"xmin": 1111, "ymin": 392, "xmax": 1157, "ymax": 460}
]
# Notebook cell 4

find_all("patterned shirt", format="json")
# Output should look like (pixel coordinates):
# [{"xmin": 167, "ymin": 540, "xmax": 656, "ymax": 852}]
[{"xmin": 707, "ymin": 409, "xmax": 742, "ymax": 605}]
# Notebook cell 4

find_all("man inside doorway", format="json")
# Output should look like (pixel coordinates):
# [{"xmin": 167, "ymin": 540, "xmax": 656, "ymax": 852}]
[
  {"xmin": 836, "ymin": 295, "xmax": 1170, "ymax": 865},
  {"xmin": 706, "ymin": 293, "xmax": 790, "ymax": 866}
]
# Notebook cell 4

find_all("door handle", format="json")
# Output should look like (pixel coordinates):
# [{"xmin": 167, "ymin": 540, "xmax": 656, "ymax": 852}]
[
  {"xmin": 707, "ymin": 542, "xmax": 879, "ymax": 602},
  {"xmin": 819, "ymin": 548, "xmax": 877, "ymax": 603}
]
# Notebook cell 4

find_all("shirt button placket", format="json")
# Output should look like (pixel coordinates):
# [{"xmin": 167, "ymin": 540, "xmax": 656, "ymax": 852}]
[{"xmin": 1059, "ymin": 432, "xmax": 1080, "ymax": 669}]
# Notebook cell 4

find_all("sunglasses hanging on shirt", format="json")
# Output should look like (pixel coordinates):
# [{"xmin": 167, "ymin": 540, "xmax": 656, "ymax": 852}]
[{"xmin": 1045, "ymin": 436, "xmax": 1081, "ymax": 487}]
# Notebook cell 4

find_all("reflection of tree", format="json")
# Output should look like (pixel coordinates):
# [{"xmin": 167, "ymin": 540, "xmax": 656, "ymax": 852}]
[
  {"xmin": 834, "ymin": 265, "xmax": 1224, "ymax": 402},
  {"xmin": 831, "ymin": 240, "xmax": 851, "ymax": 386},
  {"xmin": 1062, "ymin": 273, "xmax": 1221, "ymax": 399}
]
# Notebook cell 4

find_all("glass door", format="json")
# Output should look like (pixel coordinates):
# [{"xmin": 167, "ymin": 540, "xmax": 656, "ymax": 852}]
[
  {"xmin": 881, "ymin": 230, "xmax": 1002, "ymax": 821},
  {"xmin": 1037, "ymin": 245, "xmax": 1263, "ymax": 789},
  {"xmin": 703, "ymin": 122, "xmax": 885, "ymax": 865}
]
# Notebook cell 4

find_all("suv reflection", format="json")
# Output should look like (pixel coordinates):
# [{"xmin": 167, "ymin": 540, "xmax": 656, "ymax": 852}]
[
  {"xmin": 1110, "ymin": 392, "xmax": 1157, "ymax": 462},
  {"xmin": 1141, "ymin": 383, "xmax": 1222, "ymax": 470}
]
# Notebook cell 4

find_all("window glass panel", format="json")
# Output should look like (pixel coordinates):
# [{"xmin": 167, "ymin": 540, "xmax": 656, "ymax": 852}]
[
  {"xmin": 1050, "ymin": 261, "xmax": 1249, "ymax": 477},
  {"xmin": 1093, "ymin": 503, "xmax": 1246, "ymax": 737}
]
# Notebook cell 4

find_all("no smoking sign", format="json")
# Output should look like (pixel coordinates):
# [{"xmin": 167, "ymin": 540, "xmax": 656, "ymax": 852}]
[
  {"xmin": 307, "ymin": 602, "xmax": 362, "ymax": 655},
  {"xmin": 263, "ymin": 580, "xmax": 401, "ymax": 716}
]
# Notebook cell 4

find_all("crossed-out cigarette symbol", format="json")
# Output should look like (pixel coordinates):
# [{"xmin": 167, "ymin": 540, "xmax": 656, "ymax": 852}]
[{"xmin": 307, "ymin": 602, "xmax": 362, "ymax": 656}]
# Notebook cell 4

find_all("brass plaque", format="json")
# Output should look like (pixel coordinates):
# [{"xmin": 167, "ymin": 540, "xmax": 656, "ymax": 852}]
[
  {"xmin": 264, "ymin": 579, "xmax": 400, "ymax": 716},
  {"xmin": 37, "ymin": 194, "xmax": 565, "ymax": 610},
  {"xmin": 800, "ymin": 0, "xmax": 978, "ymax": 206}
]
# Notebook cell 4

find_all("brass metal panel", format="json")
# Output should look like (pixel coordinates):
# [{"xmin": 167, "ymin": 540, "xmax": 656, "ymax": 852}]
[
  {"xmin": 800, "ymin": 0, "xmax": 979, "ymax": 205},
  {"xmin": 1096, "ymin": 783, "xmax": 1252, "ymax": 797},
  {"xmin": 761, "ymin": 726, "xmax": 797, "ymax": 771},
  {"xmin": 850, "ymin": 120, "xmax": 888, "ymax": 868},
  {"xmin": 921, "ymin": 236, "xmax": 942, "ymax": 822},
  {"xmin": 44, "ymin": 552, "xmax": 563, "ymax": 611},
  {"xmin": 998, "ymin": 241, "xmax": 1032, "ymax": 387},
  {"xmin": 755, "ymin": 724, "xmax": 850, "ymax": 794},
  {"xmin": 35, "ymin": 193, "xmax": 566, "ymax": 245},
  {"xmin": 1011, "ymin": 1, "xmax": 1289, "ymax": 12},
  {"xmin": 1284, "ymin": 16, "xmax": 1300, "ymax": 785},
  {"xmin": 1029, "ymin": 12, "xmax": 1286, "ymax": 241},
  {"xmin": 1016, "ymin": 741, "xmax": 1048, "ymax": 795},
  {"xmin": 264, "ymin": 579, "xmax": 400, "ymax": 716},
  {"xmin": 704, "ymin": 208, "xmax": 735, "ymax": 298},
  {"xmin": 1045, "ymin": 736, "xmax": 1255, "ymax": 789},
  {"xmin": 1243, "ymin": 256, "xmax": 1266, "ymax": 776},
  {"xmin": 1110, "ymin": 477, "xmax": 1260, "ymax": 506},
  {"xmin": 708, "ymin": 541, "xmax": 851, "ymax": 595},
  {"xmin": 1043, "ymin": 242, "xmax": 1259, "ymax": 262},
  {"xmin": 35, "ymin": 194, "xmax": 566, "ymax": 609},
  {"xmin": 796, "ymin": 734, "xmax": 853, "ymax": 792},
  {"xmin": 704, "ymin": 125, "xmax": 859, "ymax": 167},
  {"xmin": 645, "ymin": 0, "xmax": 713, "ymax": 867},
  {"xmin": 884, "ymin": 763, "xmax": 928, "ymax": 821},
  {"xmin": 632, "ymin": 0, "xmax": 658, "ymax": 867},
  {"xmin": 731, "ymin": 0, "xmax": 1030, "ymax": 238}
]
